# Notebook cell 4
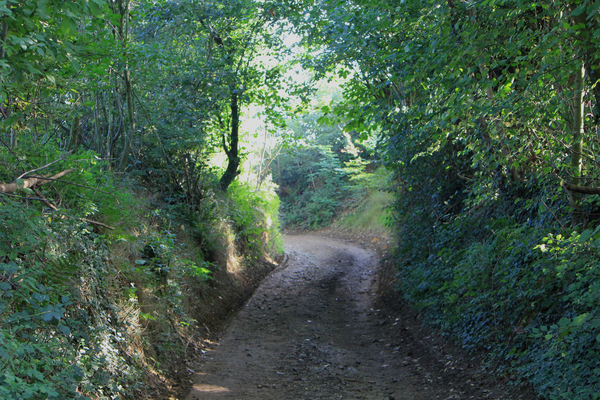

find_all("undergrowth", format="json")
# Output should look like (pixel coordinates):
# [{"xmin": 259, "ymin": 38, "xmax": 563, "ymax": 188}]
[
  {"xmin": 390, "ymin": 148, "xmax": 600, "ymax": 399},
  {"xmin": 0, "ymin": 148, "xmax": 282, "ymax": 399},
  {"xmin": 334, "ymin": 168, "xmax": 392, "ymax": 235}
]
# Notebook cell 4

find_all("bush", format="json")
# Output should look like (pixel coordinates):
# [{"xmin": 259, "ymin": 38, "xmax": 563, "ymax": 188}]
[
  {"xmin": 227, "ymin": 180, "xmax": 282, "ymax": 259},
  {"xmin": 0, "ymin": 199, "xmax": 144, "ymax": 399},
  {"xmin": 392, "ymin": 171, "xmax": 600, "ymax": 399}
]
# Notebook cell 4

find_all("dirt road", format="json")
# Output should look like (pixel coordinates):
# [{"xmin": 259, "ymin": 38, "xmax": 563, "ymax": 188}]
[{"xmin": 184, "ymin": 235, "xmax": 528, "ymax": 400}]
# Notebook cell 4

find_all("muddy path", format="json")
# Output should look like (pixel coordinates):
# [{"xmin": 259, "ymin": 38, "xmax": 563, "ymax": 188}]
[{"xmin": 184, "ymin": 235, "xmax": 532, "ymax": 400}]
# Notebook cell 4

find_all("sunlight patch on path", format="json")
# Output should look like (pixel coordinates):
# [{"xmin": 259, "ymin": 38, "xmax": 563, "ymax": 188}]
[{"xmin": 190, "ymin": 373, "xmax": 230, "ymax": 393}]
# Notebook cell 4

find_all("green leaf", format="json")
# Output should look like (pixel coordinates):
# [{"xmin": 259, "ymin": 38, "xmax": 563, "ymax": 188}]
[
  {"xmin": 317, "ymin": 115, "xmax": 329, "ymax": 125},
  {"xmin": 571, "ymin": 4, "xmax": 587, "ymax": 16},
  {"xmin": 558, "ymin": 317, "xmax": 571, "ymax": 327},
  {"xmin": 59, "ymin": 325, "xmax": 71, "ymax": 336},
  {"xmin": 36, "ymin": 0, "xmax": 49, "ymax": 19},
  {"xmin": 70, "ymin": 57, "xmax": 80, "ymax": 72},
  {"xmin": 60, "ymin": 17, "xmax": 77, "ymax": 35},
  {"xmin": 572, "ymin": 314, "xmax": 588, "ymax": 326},
  {"xmin": 33, "ymin": 293, "xmax": 47, "ymax": 303},
  {"xmin": 89, "ymin": 1, "xmax": 103, "ymax": 17},
  {"xmin": 579, "ymin": 229, "xmax": 593, "ymax": 243},
  {"xmin": 72, "ymin": 365, "xmax": 84, "ymax": 382}
]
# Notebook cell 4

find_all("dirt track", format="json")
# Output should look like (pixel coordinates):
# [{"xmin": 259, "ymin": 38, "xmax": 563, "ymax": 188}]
[{"xmin": 184, "ymin": 235, "xmax": 532, "ymax": 400}]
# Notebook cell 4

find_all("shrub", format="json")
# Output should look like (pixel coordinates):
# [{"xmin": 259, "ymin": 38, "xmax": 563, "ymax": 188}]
[
  {"xmin": 0, "ymin": 199, "xmax": 144, "ymax": 399},
  {"xmin": 393, "ymin": 176, "xmax": 600, "ymax": 399},
  {"xmin": 227, "ymin": 180, "xmax": 282, "ymax": 259}
]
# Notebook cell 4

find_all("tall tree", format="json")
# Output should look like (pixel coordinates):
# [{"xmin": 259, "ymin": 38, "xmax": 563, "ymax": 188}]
[{"xmin": 133, "ymin": 0, "xmax": 291, "ymax": 194}]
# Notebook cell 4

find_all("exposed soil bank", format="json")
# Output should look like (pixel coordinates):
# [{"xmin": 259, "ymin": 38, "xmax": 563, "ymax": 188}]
[{"xmin": 182, "ymin": 235, "xmax": 536, "ymax": 399}]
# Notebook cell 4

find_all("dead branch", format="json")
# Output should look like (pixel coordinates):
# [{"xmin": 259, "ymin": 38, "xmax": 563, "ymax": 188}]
[
  {"xmin": 33, "ymin": 188, "xmax": 58, "ymax": 210},
  {"xmin": 17, "ymin": 159, "xmax": 66, "ymax": 180},
  {"xmin": 0, "ymin": 169, "xmax": 76, "ymax": 193},
  {"xmin": 29, "ymin": 175, "xmax": 120, "ymax": 203},
  {"xmin": 81, "ymin": 218, "xmax": 115, "ymax": 230},
  {"xmin": 0, "ymin": 192, "xmax": 50, "ymax": 202}
]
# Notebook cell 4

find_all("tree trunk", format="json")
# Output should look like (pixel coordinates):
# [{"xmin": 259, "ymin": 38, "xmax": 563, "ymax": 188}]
[
  {"xmin": 219, "ymin": 91, "xmax": 240, "ymax": 191},
  {"xmin": 118, "ymin": 68, "xmax": 135, "ymax": 171},
  {"xmin": 570, "ymin": 59, "xmax": 585, "ymax": 226},
  {"xmin": 93, "ymin": 92, "xmax": 101, "ymax": 153},
  {"xmin": 67, "ymin": 115, "xmax": 80, "ymax": 152},
  {"xmin": 571, "ymin": 60, "xmax": 585, "ymax": 186},
  {"xmin": 0, "ymin": 18, "xmax": 8, "ymax": 59},
  {"xmin": 117, "ymin": 0, "xmax": 134, "ymax": 172}
]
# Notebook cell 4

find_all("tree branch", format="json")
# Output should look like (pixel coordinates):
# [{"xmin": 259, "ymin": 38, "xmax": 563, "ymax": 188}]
[
  {"xmin": 17, "ymin": 159, "xmax": 66, "ymax": 180},
  {"xmin": 564, "ymin": 183, "xmax": 600, "ymax": 195},
  {"xmin": 0, "ymin": 169, "xmax": 76, "ymax": 193},
  {"xmin": 81, "ymin": 218, "xmax": 115, "ymax": 230}
]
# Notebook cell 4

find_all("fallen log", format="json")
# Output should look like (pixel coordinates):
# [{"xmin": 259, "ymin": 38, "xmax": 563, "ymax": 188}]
[{"xmin": 0, "ymin": 169, "xmax": 76, "ymax": 194}]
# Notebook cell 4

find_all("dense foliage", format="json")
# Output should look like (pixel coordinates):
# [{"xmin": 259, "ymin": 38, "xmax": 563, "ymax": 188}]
[
  {"xmin": 0, "ymin": 0, "xmax": 285, "ymax": 398},
  {"xmin": 277, "ymin": 112, "xmax": 352, "ymax": 229},
  {"xmin": 7, "ymin": 0, "xmax": 600, "ymax": 397},
  {"xmin": 283, "ymin": 0, "xmax": 600, "ymax": 397},
  {"xmin": 275, "ymin": 85, "xmax": 380, "ymax": 229}
]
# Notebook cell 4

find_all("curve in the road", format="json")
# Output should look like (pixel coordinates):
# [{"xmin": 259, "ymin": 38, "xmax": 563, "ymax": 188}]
[{"xmin": 185, "ymin": 235, "xmax": 430, "ymax": 400}]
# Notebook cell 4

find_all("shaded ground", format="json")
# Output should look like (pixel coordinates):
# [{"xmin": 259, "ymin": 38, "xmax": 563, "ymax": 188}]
[{"xmin": 183, "ymin": 235, "xmax": 537, "ymax": 400}]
